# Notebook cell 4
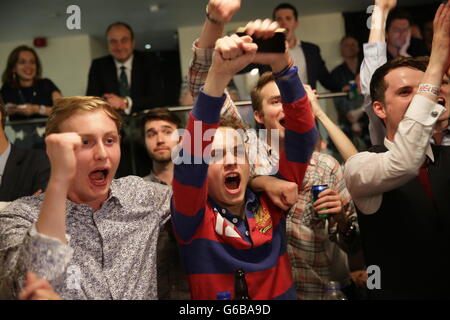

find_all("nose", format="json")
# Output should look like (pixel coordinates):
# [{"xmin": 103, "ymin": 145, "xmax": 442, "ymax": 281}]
[
  {"xmin": 223, "ymin": 149, "xmax": 238, "ymax": 169},
  {"xmin": 94, "ymin": 142, "xmax": 107, "ymax": 161}
]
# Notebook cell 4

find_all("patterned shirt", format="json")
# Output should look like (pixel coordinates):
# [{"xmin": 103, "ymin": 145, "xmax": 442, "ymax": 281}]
[
  {"xmin": 286, "ymin": 152, "xmax": 359, "ymax": 299},
  {"xmin": 0, "ymin": 176, "xmax": 171, "ymax": 299}
]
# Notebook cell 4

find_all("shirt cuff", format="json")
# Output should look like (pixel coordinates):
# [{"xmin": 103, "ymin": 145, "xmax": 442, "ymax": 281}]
[
  {"xmin": 28, "ymin": 224, "xmax": 73, "ymax": 281},
  {"xmin": 192, "ymin": 39, "xmax": 214, "ymax": 69},
  {"xmin": 363, "ymin": 42, "xmax": 387, "ymax": 60},
  {"xmin": 404, "ymin": 94, "xmax": 445, "ymax": 126},
  {"xmin": 124, "ymin": 97, "xmax": 133, "ymax": 115}
]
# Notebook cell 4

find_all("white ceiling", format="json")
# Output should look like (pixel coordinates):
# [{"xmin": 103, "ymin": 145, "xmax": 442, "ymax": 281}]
[{"xmin": 0, "ymin": 0, "xmax": 433, "ymax": 51}]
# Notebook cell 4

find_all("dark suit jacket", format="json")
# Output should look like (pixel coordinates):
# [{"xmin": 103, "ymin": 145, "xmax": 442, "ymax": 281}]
[
  {"xmin": 238, "ymin": 41, "xmax": 341, "ymax": 91},
  {"xmin": 300, "ymin": 41, "xmax": 341, "ymax": 92},
  {"xmin": 86, "ymin": 50, "xmax": 164, "ymax": 113},
  {"xmin": 0, "ymin": 145, "xmax": 50, "ymax": 201}
]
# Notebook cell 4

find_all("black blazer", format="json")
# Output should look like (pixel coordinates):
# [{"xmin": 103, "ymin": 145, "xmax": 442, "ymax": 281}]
[
  {"xmin": 238, "ymin": 41, "xmax": 341, "ymax": 92},
  {"xmin": 0, "ymin": 145, "xmax": 50, "ymax": 202},
  {"xmin": 300, "ymin": 41, "xmax": 341, "ymax": 92},
  {"xmin": 86, "ymin": 50, "xmax": 164, "ymax": 113}
]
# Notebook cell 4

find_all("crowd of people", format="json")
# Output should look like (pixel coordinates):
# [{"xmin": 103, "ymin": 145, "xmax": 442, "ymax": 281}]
[{"xmin": 0, "ymin": 0, "xmax": 448, "ymax": 301}]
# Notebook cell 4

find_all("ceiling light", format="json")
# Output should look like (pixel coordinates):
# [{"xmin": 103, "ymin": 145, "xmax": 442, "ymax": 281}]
[
  {"xmin": 145, "ymin": 44, "xmax": 152, "ymax": 50},
  {"xmin": 149, "ymin": 4, "xmax": 160, "ymax": 13}
]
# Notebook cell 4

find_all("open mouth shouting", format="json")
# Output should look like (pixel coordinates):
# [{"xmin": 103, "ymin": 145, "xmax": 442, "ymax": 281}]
[
  {"xmin": 438, "ymin": 96, "xmax": 446, "ymax": 107},
  {"xmin": 88, "ymin": 167, "xmax": 110, "ymax": 187},
  {"xmin": 224, "ymin": 172, "xmax": 242, "ymax": 195}
]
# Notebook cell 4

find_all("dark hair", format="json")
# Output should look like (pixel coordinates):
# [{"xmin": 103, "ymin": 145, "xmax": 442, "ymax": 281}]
[
  {"xmin": 273, "ymin": 3, "xmax": 298, "ymax": 20},
  {"xmin": 106, "ymin": 22, "xmax": 134, "ymax": 40},
  {"xmin": 370, "ymin": 56, "xmax": 429, "ymax": 103},
  {"xmin": 141, "ymin": 107, "xmax": 181, "ymax": 138},
  {"xmin": 386, "ymin": 9, "xmax": 413, "ymax": 31},
  {"xmin": 340, "ymin": 35, "xmax": 359, "ymax": 45},
  {"xmin": 1, "ymin": 45, "xmax": 42, "ymax": 87},
  {"xmin": 0, "ymin": 96, "xmax": 6, "ymax": 130},
  {"xmin": 250, "ymin": 72, "xmax": 276, "ymax": 115}
]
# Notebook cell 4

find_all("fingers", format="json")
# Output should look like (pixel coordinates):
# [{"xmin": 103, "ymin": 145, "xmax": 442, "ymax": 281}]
[
  {"xmin": 244, "ymin": 19, "xmax": 279, "ymax": 39},
  {"xmin": 216, "ymin": 34, "xmax": 257, "ymax": 60},
  {"xmin": 19, "ymin": 275, "xmax": 52, "ymax": 300},
  {"xmin": 313, "ymin": 189, "xmax": 343, "ymax": 213}
]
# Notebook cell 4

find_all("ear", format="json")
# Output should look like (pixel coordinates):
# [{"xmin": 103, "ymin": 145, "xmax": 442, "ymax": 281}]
[
  {"xmin": 372, "ymin": 101, "xmax": 387, "ymax": 121},
  {"xmin": 254, "ymin": 110, "xmax": 264, "ymax": 125}
]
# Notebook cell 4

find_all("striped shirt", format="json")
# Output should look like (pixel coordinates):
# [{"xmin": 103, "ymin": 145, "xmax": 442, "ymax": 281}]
[{"xmin": 171, "ymin": 66, "xmax": 318, "ymax": 300}]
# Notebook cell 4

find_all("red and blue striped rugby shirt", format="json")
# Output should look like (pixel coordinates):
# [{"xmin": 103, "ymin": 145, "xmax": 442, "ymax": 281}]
[{"xmin": 171, "ymin": 66, "xmax": 318, "ymax": 300}]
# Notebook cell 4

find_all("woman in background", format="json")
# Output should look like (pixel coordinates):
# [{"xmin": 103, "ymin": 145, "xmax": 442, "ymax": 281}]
[{"xmin": 1, "ymin": 45, "xmax": 62, "ymax": 149}]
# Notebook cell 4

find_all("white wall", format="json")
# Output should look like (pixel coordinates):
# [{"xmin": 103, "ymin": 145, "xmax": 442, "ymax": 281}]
[
  {"xmin": 178, "ymin": 12, "xmax": 345, "ymax": 122},
  {"xmin": 0, "ymin": 34, "xmax": 108, "ymax": 97}
]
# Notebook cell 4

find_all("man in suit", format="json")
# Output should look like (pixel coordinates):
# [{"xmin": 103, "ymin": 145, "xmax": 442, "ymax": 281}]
[
  {"xmin": 0, "ymin": 99, "xmax": 50, "ymax": 201},
  {"xmin": 273, "ymin": 3, "xmax": 341, "ymax": 91},
  {"xmin": 385, "ymin": 9, "xmax": 429, "ymax": 61},
  {"xmin": 86, "ymin": 22, "xmax": 163, "ymax": 114}
]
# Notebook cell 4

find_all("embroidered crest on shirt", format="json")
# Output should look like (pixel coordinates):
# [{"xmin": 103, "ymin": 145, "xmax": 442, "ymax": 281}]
[{"xmin": 254, "ymin": 204, "xmax": 272, "ymax": 234}]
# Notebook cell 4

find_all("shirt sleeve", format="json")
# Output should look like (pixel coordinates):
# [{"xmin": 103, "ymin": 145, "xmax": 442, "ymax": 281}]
[
  {"xmin": 0, "ymin": 200, "xmax": 73, "ymax": 298},
  {"xmin": 326, "ymin": 159, "xmax": 361, "ymax": 254},
  {"xmin": 189, "ymin": 40, "xmax": 244, "ymax": 124},
  {"xmin": 344, "ymin": 94, "xmax": 445, "ymax": 214},
  {"xmin": 273, "ymin": 66, "xmax": 318, "ymax": 187},
  {"xmin": 360, "ymin": 42, "xmax": 388, "ymax": 146},
  {"xmin": 171, "ymin": 88, "xmax": 226, "ymax": 244}
]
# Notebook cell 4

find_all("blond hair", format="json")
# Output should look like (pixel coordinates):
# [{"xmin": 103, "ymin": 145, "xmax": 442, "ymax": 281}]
[{"xmin": 45, "ymin": 96, "xmax": 123, "ymax": 136}]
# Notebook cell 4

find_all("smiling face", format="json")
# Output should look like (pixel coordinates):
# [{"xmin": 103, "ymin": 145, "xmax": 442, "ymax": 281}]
[
  {"xmin": 207, "ymin": 127, "xmax": 250, "ymax": 216},
  {"xmin": 254, "ymin": 80, "xmax": 285, "ymax": 141},
  {"xmin": 274, "ymin": 8, "xmax": 298, "ymax": 43},
  {"xmin": 145, "ymin": 119, "xmax": 179, "ymax": 163},
  {"xmin": 373, "ymin": 66, "xmax": 424, "ymax": 140},
  {"xmin": 14, "ymin": 50, "xmax": 37, "ymax": 83},
  {"xmin": 59, "ymin": 110, "xmax": 121, "ymax": 209},
  {"xmin": 107, "ymin": 25, "xmax": 135, "ymax": 63},
  {"xmin": 387, "ymin": 19, "xmax": 410, "ymax": 50}
]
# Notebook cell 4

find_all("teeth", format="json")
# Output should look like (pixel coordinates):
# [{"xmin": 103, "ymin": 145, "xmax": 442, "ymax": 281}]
[{"xmin": 227, "ymin": 173, "xmax": 238, "ymax": 178}]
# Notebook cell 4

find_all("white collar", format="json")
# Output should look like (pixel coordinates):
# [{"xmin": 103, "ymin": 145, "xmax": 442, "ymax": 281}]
[{"xmin": 114, "ymin": 54, "xmax": 133, "ymax": 70}]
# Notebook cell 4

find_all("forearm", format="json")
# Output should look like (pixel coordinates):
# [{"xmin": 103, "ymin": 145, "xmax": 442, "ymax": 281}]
[
  {"xmin": 345, "ymin": 95, "xmax": 445, "ymax": 198},
  {"xmin": 35, "ymin": 179, "xmax": 69, "ymax": 244},
  {"xmin": 249, "ymin": 175, "xmax": 276, "ymax": 193},
  {"xmin": 368, "ymin": 7, "xmax": 389, "ymax": 43},
  {"xmin": 316, "ymin": 111, "xmax": 358, "ymax": 161},
  {"xmin": 275, "ymin": 67, "xmax": 318, "ymax": 185}
]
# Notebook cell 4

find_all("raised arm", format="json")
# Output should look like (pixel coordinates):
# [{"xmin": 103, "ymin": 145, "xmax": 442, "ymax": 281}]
[
  {"xmin": 172, "ymin": 33, "xmax": 257, "ymax": 243},
  {"xmin": 361, "ymin": 0, "xmax": 397, "ymax": 145},
  {"xmin": 305, "ymin": 85, "xmax": 358, "ymax": 161},
  {"xmin": 345, "ymin": 3, "xmax": 450, "ymax": 204},
  {"xmin": 246, "ymin": 20, "xmax": 318, "ymax": 186}
]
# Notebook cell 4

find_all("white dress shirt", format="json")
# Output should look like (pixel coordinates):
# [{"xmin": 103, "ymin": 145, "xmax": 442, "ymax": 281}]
[
  {"xmin": 344, "ymin": 94, "xmax": 445, "ymax": 215},
  {"xmin": 114, "ymin": 55, "xmax": 134, "ymax": 114},
  {"xmin": 289, "ymin": 40, "xmax": 309, "ymax": 85}
]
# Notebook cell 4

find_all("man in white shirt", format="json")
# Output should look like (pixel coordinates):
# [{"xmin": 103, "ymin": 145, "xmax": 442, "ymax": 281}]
[
  {"xmin": 272, "ymin": 3, "xmax": 340, "ymax": 91},
  {"xmin": 344, "ymin": 0, "xmax": 450, "ymax": 299}
]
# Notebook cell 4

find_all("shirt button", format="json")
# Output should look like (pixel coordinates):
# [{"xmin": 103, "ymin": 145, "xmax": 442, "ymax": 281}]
[
  {"xmin": 245, "ymin": 231, "xmax": 249, "ymax": 236},
  {"xmin": 232, "ymin": 218, "xmax": 238, "ymax": 224},
  {"xmin": 431, "ymin": 111, "xmax": 439, "ymax": 118}
]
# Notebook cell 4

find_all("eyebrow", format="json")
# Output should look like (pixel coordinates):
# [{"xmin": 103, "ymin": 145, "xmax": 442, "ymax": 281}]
[
  {"xmin": 146, "ymin": 125, "xmax": 174, "ymax": 133},
  {"xmin": 78, "ymin": 131, "xmax": 118, "ymax": 138}
]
